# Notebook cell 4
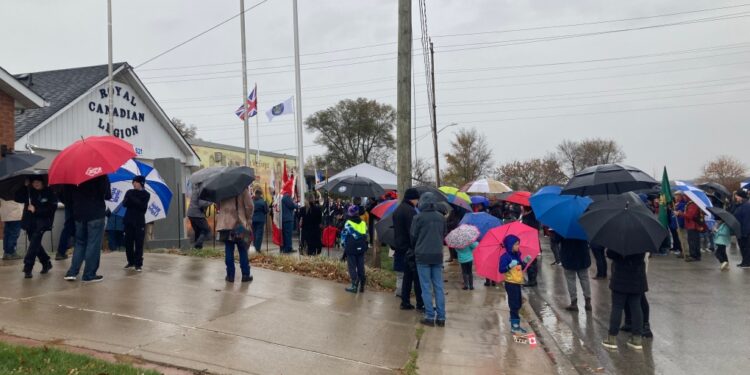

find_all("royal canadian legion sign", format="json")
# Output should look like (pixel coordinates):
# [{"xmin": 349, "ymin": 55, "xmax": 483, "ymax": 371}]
[{"xmin": 88, "ymin": 83, "xmax": 147, "ymax": 141}]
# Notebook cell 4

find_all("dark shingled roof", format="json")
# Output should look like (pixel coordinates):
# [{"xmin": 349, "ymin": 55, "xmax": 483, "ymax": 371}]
[{"xmin": 14, "ymin": 63, "xmax": 126, "ymax": 141}]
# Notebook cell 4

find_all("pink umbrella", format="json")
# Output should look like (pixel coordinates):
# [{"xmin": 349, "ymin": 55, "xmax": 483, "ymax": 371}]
[
  {"xmin": 445, "ymin": 224, "xmax": 480, "ymax": 249},
  {"xmin": 474, "ymin": 221, "xmax": 541, "ymax": 282}
]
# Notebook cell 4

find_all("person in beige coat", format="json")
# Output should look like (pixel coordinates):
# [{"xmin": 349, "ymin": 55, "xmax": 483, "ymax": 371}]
[
  {"xmin": 216, "ymin": 187, "xmax": 254, "ymax": 282},
  {"xmin": 1, "ymin": 199, "xmax": 24, "ymax": 260}
]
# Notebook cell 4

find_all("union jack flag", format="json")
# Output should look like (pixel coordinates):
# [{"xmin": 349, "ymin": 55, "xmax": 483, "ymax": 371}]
[{"xmin": 235, "ymin": 84, "xmax": 257, "ymax": 120}]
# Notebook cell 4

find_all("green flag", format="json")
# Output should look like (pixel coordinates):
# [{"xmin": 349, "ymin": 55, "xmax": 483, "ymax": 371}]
[{"xmin": 658, "ymin": 167, "xmax": 673, "ymax": 228}]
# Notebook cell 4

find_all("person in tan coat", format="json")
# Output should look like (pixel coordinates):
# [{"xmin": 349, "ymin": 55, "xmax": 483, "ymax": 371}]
[
  {"xmin": 1, "ymin": 199, "xmax": 24, "ymax": 260},
  {"xmin": 216, "ymin": 187, "xmax": 254, "ymax": 282}
]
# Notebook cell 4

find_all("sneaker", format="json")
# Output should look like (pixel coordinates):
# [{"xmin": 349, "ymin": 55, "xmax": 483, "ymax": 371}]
[
  {"xmin": 399, "ymin": 304, "xmax": 415, "ymax": 310},
  {"xmin": 64, "ymin": 275, "xmax": 76, "ymax": 281},
  {"xmin": 462, "ymin": 286, "xmax": 468, "ymax": 290},
  {"xmin": 739, "ymin": 264, "xmax": 750, "ymax": 269},
  {"xmin": 627, "ymin": 335, "xmax": 643, "ymax": 350},
  {"xmin": 225, "ymin": 276, "xmax": 235, "ymax": 283},
  {"xmin": 420, "ymin": 318, "xmax": 435, "ymax": 327},
  {"xmin": 484, "ymin": 280, "xmax": 491, "ymax": 286},
  {"xmin": 721, "ymin": 261, "xmax": 729, "ymax": 271},
  {"xmin": 124, "ymin": 264, "xmax": 134, "ymax": 269},
  {"xmin": 24, "ymin": 272, "xmax": 32, "ymax": 279},
  {"xmin": 55, "ymin": 254, "xmax": 68, "ymax": 260},
  {"xmin": 416, "ymin": 306, "xmax": 426, "ymax": 313},
  {"xmin": 135, "ymin": 267, "xmax": 142, "ymax": 272},
  {"xmin": 2, "ymin": 254, "xmax": 21, "ymax": 260},
  {"xmin": 83, "ymin": 275, "xmax": 104, "ymax": 283},
  {"xmin": 565, "ymin": 299, "xmax": 579, "ymax": 311},
  {"xmin": 241, "ymin": 275, "xmax": 253, "ymax": 282},
  {"xmin": 602, "ymin": 335, "xmax": 618, "ymax": 349},
  {"xmin": 41, "ymin": 262, "xmax": 53, "ymax": 274},
  {"xmin": 684, "ymin": 257, "xmax": 697, "ymax": 262},
  {"xmin": 436, "ymin": 319, "xmax": 446, "ymax": 327}
]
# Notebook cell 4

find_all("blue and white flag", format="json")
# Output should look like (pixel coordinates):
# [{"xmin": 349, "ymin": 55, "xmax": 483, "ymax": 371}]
[
  {"xmin": 266, "ymin": 96, "xmax": 294, "ymax": 122},
  {"xmin": 107, "ymin": 159, "xmax": 173, "ymax": 223},
  {"xmin": 674, "ymin": 180, "xmax": 713, "ymax": 216}
]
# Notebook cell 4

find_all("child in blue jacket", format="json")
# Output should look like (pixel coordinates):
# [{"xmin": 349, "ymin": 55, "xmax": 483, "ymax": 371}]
[{"xmin": 499, "ymin": 234, "xmax": 532, "ymax": 334}]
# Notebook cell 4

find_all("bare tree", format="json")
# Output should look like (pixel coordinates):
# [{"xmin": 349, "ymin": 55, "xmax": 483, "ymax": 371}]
[
  {"xmin": 495, "ymin": 156, "xmax": 568, "ymax": 192},
  {"xmin": 698, "ymin": 155, "xmax": 747, "ymax": 191},
  {"xmin": 557, "ymin": 138, "xmax": 625, "ymax": 175},
  {"xmin": 442, "ymin": 128, "xmax": 493, "ymax": 187},
  {"xmin": 171, "ymin": 117, "xmax": 197, "ymax": 140},
  {"xmin": 412, "ymin": 157, "xmax": 435, "ymax": 186},
  {"xmin": 305, "ymin": 98, "xmax": 396, "ymax": 171}
]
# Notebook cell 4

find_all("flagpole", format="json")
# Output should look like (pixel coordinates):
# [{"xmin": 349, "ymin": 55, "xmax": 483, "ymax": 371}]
[
  {"xmin": 255, "ymin": 90, "xmax": 261, "ymax": 166},
  {"xmin": 292, "ymin": 0, "xmax": 306, "ymax": 206},
  {"xmin": 107, "ymin": 0, "xmax": 114, "ymax": 133},
  {"xmin": 240, "ymin": 0, "xmax": 250, "ymax": 167}
]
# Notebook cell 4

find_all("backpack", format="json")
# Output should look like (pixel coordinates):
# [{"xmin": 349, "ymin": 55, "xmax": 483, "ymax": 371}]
[{"xmin": 344, "ymin": 221, "xmax": 368, "ymax": 255}]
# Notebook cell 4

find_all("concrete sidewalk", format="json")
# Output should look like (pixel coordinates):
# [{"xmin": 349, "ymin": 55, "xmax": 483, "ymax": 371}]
[{"xmin": 0, "ymin": 252, "xmax": 561, "ymax": 374}]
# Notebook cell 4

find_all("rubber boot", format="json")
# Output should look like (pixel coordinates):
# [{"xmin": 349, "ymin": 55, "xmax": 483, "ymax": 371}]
[
  {"xmin": 510, "ymin": 319, "xmax": 527, "ymax": 335},
  {"xmin": 584, "ymin": 297, "xmax": 592, "ymax": 311},
  {"xmin": 345, "ymin": 281, "xmax": 358, "ymax": 293},
  {"xmin": 565, "ymin": 298, "xmax": 579, "ymax": 311},
  {"xmin": 469, "ymin": 275, "xmax": 474, "ymax": 290},
  {"xmin": 462, "ymin": 274, "xmax": 469, "ymax": 290}
]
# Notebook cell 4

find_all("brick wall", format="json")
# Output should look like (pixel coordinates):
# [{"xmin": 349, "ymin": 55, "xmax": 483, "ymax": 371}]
[{"xmin": 0, "ymin": 90, "xmax": 15, "ymax": 238}]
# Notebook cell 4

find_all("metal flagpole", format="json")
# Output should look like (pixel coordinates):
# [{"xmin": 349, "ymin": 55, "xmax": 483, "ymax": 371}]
[
  {"xmin": 107, "ymin": 0, "xmax": 114, "ymax": 133},
  {"xmin": 240, "ymin": 0, "xmax": 250, "ymax": 167},
  {"xmin": 292, "ymin": 0, "xmax": 305, "ymax": 206},
  {"xmin": 254, "ymin": 83, "xmax": 261, "ymax": 166}
]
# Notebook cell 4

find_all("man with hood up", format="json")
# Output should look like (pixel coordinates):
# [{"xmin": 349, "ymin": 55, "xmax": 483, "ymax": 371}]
[
  {"xmin": 393, "ymin": 188, "xmax": 423, "ymax": 310},
  {"xmin": 410, "ymin": 192, "xmax": 447, "ymax": 327}
]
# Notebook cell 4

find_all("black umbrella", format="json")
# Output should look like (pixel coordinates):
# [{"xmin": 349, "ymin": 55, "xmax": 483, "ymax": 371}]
[
  {"xmin": 708, "ymin": 207, "xmax": 741, "ymax": 236},
  {"xmin": 0, "ymin": 152, "xmax": 44, "ymax": 179},
  {"xmin": 189, "ymin": 166, "xmax": 225, "ymax": 186},
  {"xmin": 562, "ymin": 163, "xmax": 658, "ymax": 197},
  {"xmin": 375, "ymin": 213, "xmax": 396, "ymax": 247},
  {"xmin": 579, "ymin": 192, "xmax": 668, "ymax": 256},
  {"xmin": 698, "ymin": 182, "xmax": 731, "ymax": 200},
  {"xmin": 0, "ymin": 169, "xmax": 47, "ymax": 200},
  {"xmin": 199, "ymin": 166, "xmax": 255, "ymax": 203},
  {"xmin": 414, "ymin": 185, "xmax": 448, "ymax": 203},
  {"xmin": 322, "ymin": 175, "xmax": 385, "ymax": 198}
]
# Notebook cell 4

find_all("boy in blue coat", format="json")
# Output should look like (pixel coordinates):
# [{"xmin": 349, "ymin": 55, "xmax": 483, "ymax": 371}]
[{"xmin": 499, "ymin": 234, "xmax": 532, "ymax": 335}]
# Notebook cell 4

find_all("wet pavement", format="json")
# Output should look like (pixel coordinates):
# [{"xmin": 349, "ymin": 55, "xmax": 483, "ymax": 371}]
[{"xmin": 527, "ymin": 238, "xmax": 750, "ymax": 375}]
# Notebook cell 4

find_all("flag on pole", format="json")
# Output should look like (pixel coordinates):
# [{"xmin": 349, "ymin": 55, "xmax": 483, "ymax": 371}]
[
  {"xmin": 266, "ymin": 96, "xmax": 294, "ymax": 122},
  {"xmin": 234, "ymin": 84, "xmax": 258, "ymax": 120},
  {"xmin": 282, "ymin": 160, "xmax": 288, "ymax": 183},
  {"xmin": 272, "ymin": 194, "xmax": 283, "ymax": 246},
  {"xmin": 269, "ymin": 165, "xmax": 276, "ymax": 193},
  {"xmin": 658, "ymin": 167, "xmax": 673, "ymax": 229}
]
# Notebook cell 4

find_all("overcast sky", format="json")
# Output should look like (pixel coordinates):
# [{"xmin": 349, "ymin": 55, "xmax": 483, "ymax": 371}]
[{"xmin": 3, "ymin": 0, "xmax": 749, "ymax": 180}]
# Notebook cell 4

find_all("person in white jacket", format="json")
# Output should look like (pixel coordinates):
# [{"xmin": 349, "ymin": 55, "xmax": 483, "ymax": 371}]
[{"xmin": 1, "ymin": 199, "xmax": 24, "ymax": 260}]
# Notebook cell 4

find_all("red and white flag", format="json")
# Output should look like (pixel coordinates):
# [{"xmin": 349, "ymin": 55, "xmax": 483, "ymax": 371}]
[{"xmin": 234, "ymin": 84, "xmax": 258, "ymax": 120}]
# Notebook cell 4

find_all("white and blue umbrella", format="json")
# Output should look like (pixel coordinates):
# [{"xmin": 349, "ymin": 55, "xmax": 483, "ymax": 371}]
[
  {"xmin": 742, "ymin": 178, "xmax": 749, "ymax": 190},
  {"xmin": 674, "ymin": 181, "xmax": 713, "ymax": 216},
  {"xmin": 106, "ymin": 159, "xmax": 173, "ymax": 223}
]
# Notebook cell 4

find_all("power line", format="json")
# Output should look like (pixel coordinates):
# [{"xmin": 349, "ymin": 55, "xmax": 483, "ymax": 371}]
[{"xmin": 136, "ymin": 0, "xmax": 271, "ymax": 68}]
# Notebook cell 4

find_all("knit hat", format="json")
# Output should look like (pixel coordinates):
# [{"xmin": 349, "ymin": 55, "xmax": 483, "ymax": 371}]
[
  {"xmin": 347, "ymin": 205, "xmax": 360, "ymax": 217},
  {"xmin": 403, "ymin": 188, "xmax": 420, "ymax": 201},
  {"xmin": 132, "ymin": 175, "xmax": 146, "ymax": 185},
  {"xmin": 503, "ymin": 234, "xmax": 520, "ymax": 252},
  {"xmin": 736, "ymin": 189, "xmax": 749, "ymax": 200},
  {"xmin": 29, "ymin": 175, "xmax": 45, "ymax": 183}
]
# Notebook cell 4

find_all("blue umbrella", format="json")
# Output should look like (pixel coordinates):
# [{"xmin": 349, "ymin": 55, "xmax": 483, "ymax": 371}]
[
  {"xmin": 470, "ymin": 195, "xmax": 489, "ymax": 207},
  {"xmin": 459, "ymin": 212, "xmax": 502, "ymax": 241},
  {"xmin": 674, "ymin": 181, "xmax": 713, "ymax": 216},
  {"xmin": 530, "ymin": 185, "xmax": 592, "ymax": 240},
  {"xmin": 106, "ymin": 159, "xmax": 173, "ymax": 223}
]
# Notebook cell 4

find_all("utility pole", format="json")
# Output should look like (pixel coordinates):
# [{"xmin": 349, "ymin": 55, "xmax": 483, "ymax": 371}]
[
  {"xmin": 396, "ymin": 0, "xmax": 412, "ymax": 195},
  {"xmin": 240, "ymin": 0, "xmax": 250, "ymax": 167},
  {"xmin": 429, "ymin": 40, "xmax": 440, "ymax": 187},
  {"xmin": 107, "ymin": 0, "xmax": 114, "ymax": 133}
]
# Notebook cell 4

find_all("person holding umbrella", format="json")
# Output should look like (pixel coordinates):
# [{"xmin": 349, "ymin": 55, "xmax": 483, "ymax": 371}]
[
  {"xmin": 122, "ymin": 176, "xmax": 150, "ymax": 271},
  {"xmin": 216, "ymin": 186, "xmax": 254, "ymax": 282},
  {"xmin": 15, "ymin": 176, "xmax": 57, "ymax": 278},
  {"xmin": 394, "ymin": 188, "xmax": 423, "ymax": 311},
  {"xmin": 733, "ymin": 190, "xmax": 750, "ymax": 268},
  {"xmin": 187, "ymin": 183, "xmax": 212, "ymax": 250},
  {"xmin": 560, "ymin": 236, "xmax": 593, "ymax": 312}
]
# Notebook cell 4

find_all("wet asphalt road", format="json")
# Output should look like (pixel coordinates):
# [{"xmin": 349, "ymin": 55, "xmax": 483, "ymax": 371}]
[{"xmin": 527, "ymin": 239, "xmax": 750, "ymax": 375}]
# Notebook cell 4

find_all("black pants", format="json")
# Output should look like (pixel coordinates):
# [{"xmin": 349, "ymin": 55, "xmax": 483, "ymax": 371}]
[
  {"xmin": 624, "ymin": 294, "xmax": 650, "ymax": 326},
  {"xmin": 24, "ymin": 230, "xmax": 50, "ymax": 273},
  {"xmin": 189, "ymin": 216, "xmax": 211, "ymax": 249},
  {"xmin": 401, "ymin": 260, "xmax": 424, "ymax": 308},
  {"xmin": 526, "ymin": 258, "xmax": 538, "ymax": 284},
  {"xmin": 609, "ymin": 291, "xmax": 643, "ymax": 336},
  {"xmin": 550, "ymin": 241, "xmax": 561, "ymax": 263},
  {"xmin": 715, "ymin": 244, "xmax": 728, "ymax": 264},
  {"xmin": 449, "ymin": 248, "xmax": 457, "ymax": 261},
  {"xmin": 687, "ymin": 229, "xmax": 701, "ymax": 259},
  {"xmin": 670, "ymin": 227, "xmax": 682, "ymax": 251},
  {"xmin": 124, "ymin": 223, "xmax": 145, "ymax": 267},
  {"xmin": 739, "ymin": 236, "xmax": 750, "ymax": 265},
  {"xmin": 460, "ymin": 261, "xmax": 473, "ymax": 288},
  {"xmin": 591, "ymin": 245, "xmax": 607, "ymax": 277},
  {"xmin": 505, "ymin": 282, "xmax": 522, "ymax": 320},
  {"xmin": 346, "ymin": 253, "xmax": 365, "ymax": 285}
]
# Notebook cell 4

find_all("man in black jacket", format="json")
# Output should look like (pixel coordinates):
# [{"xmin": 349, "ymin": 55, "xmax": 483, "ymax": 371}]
[
  {"xmin": 393, "ymin": 188, "xmax": 423, "ymax": 311},
  {"xmin": 122, "ymin": 176, "xmax": 150, "ymax": 271},
  {"xmin": 15, "ymin": 176, "xmax": 58, "ymax": 278},
  {"xmin": 64, "ymin": 175, "xmax": 111, "ymax": 283}
]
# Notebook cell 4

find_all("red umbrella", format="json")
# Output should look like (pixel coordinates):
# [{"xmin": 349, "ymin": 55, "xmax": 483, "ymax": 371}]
[
  {"xmin": 474, "ymin": 221, "xmax": 540, "ymax": 282},
  {"xmin": 503, "ymin": 191, "xmax": 531, "ymax": 207},
  {"xmin": 371, "ymin": 199, "xmax": 398, "ymax": 219},
  {"xmin": 49, "ymin": 136, "xmax": 136, "ymax": 185}
]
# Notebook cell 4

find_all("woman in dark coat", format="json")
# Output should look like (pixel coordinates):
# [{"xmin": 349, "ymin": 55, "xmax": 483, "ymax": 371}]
[
  {"xmin": 15, "ymin": 175, "xmax": 58, "ymax": 278},
  {"xmin": 300, "ymin": 195, "xmax": 323, "ymax": 255},
  {"xmin": 602, "ymin": 250, "xmax": 648, "ymax": 350}
]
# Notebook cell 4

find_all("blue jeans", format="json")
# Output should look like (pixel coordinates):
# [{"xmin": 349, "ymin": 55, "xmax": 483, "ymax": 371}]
[
  {"xmin": 2, "ymin": 221, "xmax": 22, "ymax": 255},
  {"xmin": 281, "ymin": 221, "xmax": 294, "ymax": 252},
  {"xmin": 66, "ymin": 218, "xmax": 105, "ymax": 281},
  {"xmin": 225, "ymin": 239, "xmax": 250, "ymax": 279},
  {"xmin": 252, "ymin": 221, "xmax": 265, "ymax": 251},
  {"xmin": 417, "ymin": 263, "xmax": 446, "ymax": 321}
]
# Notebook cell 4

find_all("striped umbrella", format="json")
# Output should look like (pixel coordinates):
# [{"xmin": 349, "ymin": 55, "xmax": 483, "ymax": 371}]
[
  {"xmin": 107, "ymin": 159, "xmax": 173, "ymax": 223},
  {"xmin": 371, "ymin": 199, "xmax": 398, "ymax": 219},
  {"xmin": 674, "ymin": 181, "xmax": 713, "ymax": 216},
  {"xmin": 439, "ymin": 186, "xmax": 472, "ymax": 211},
  {"xmin": 460, "ymin": 178, "xmax": 512, "ymax": 194}
]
